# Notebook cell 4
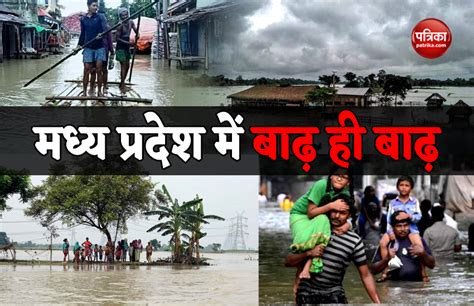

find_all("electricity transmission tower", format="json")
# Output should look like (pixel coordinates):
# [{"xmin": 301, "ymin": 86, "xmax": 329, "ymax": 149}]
[{"xmin": 223, "ymin": 212, "xmax": 248, "ymax": 250}]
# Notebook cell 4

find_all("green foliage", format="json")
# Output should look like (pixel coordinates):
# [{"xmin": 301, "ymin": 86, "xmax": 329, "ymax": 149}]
[
  {"xmin": 130, "ymin": 0, "xmax": 157, "ymax": 18},
  {"xmin": 305, "ymin": 87, "xmax": 337, "ymax": 106},
  {"xmin": 100, "ymin": 0, "xmax": 156, "ymax": 29},
  {"xmin": 344, "ymin": 72, "xmax": 362, "ymax": 88},
  {"xmin": 319, "ymin": 74, "xmax": 340, "ymax": 87},
  {"xmin": 382, "ymin": 74, "xmax": 412, "ymax": 104},
  {"xmin": 150, "ymin": 238, "xmax": 161, "ymax": 250},
  {"xmin": 0, "ymin": 175, "xmax": 31, "ymax": 211},
  {"xmin": 212, "ymin": 243, "xmax": 222, "ymax": 252},
  {"xmin": 26, "ymin": 176, "xmax": 154, "ymax": 241},
  {"xmin": 145, "ymin": 185, "xmax": 224, "ymax": 263}
]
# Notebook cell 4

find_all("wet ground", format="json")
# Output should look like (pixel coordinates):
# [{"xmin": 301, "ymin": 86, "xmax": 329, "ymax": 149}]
[{"xmin": 259, "ymin": 206, "xmax": 474, "ymax": 304}]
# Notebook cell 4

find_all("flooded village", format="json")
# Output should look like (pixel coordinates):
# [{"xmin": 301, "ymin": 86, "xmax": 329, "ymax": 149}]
[{"xmin": 0, "ymin": 0, "xmax": 473, "ymax": 305}]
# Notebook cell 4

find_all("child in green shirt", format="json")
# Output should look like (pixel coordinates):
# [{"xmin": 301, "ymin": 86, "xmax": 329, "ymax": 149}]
[{"xmin": 290, "ymin": 166, "xmax": 354, "ymax": 281}]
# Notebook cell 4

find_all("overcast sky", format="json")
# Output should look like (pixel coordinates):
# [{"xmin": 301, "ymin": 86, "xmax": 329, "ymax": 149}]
[
  {"xmin": 0, "ymin": 176, "xmax": 258, "ymax": 250},
  {"xmin": 62, "ymin": 0, "xmax": 122, "ymax": 15},
  {"xmin": 62, "ymin": 0, "xmax": 473, "ymax": 80}
]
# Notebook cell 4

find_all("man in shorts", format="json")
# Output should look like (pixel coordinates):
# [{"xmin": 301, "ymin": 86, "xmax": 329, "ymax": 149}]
[
  {"xmin": 75, "ymin": 0, "xmax": 108, "ymax": 97},
  {"xmin": 115, "ymin": 8, "xmax": 138, "ymax": 94}
]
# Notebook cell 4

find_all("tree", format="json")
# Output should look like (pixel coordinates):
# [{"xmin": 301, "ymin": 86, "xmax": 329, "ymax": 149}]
[
  {"xmin": 364, "ymin": 73, "xmax": 376, "ymax": 88},
  {"xmin": 212, "ymin": 243, "xmax": 222, "ymax": 252},
  {"xmin": 382, "ymin": 74, "xmax": 412, "ymax": 105},
  {"xmin": 377, "ymin": 69, "xmax": 386, "ymax": 87},
  {"xmin": 150, "ymin": 239, "xmax": 161, "ymax": 250},
  {"xmin": 188, "ymin": 198, "xmax": 224, "ymax": 262},
  {"xmin": 0, "ymin": 175, "xmax": 31, "ymax": 211},
  {"xmin": 145, "ymin": 186, "xmax": 224, "ymax": 263},
  {"xmin": 145, "ymin": 185, "xmax": 203, "ymax": 262},
  {"xmin": 130, "ymin": 0, "xmax": 157, "ymax": 18},
  {"xmin": 305, "ymin": 87, "xmax": 337, "ymax": 107},
  {"xmin": 26, "ymin": 176, "xmax": 154, "ymax": 242},
  {"xmin": 121, "ymin": 0, "xmax": 130, "ymax": 8},
  {"xmin": 319, "ymin": 74, "xmax": 339, "ymax": 87},
  {"xmin": 343, "ymin": 72, "xmax": 361, "ymax": 88},
  {"xmin": 99, "ymin": 0, "xmax": 106, "ymax": 13},
  {"xmin": 344, "ymin": 72, "xmax": 356, "ymax": 82}
]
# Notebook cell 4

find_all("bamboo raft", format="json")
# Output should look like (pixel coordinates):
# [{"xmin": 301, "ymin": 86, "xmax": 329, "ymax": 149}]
[{"xmin": 43, "ymin": 80, "xmax": 153, "ymax": 107}]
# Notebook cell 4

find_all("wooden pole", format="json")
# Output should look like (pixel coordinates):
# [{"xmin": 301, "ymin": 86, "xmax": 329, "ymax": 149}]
[
  {"xmin": 49, "ymin": 232, "xmax": 53, "ymax": 263},
  {"xmin": 204, "ymin": 20, "xmax": 209, "ymax": 70},
  {"xmin": 128, "ymin": 15, "xmax": 142, "ymax": 83},
  {"xmin": 24, "ymin": 0, "xmax": 159, "ymax": 88}
]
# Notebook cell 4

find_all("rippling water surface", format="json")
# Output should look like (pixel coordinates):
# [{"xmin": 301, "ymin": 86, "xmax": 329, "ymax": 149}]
[
  {"xmin": 0, "ymin": 251, "xmax": 257, "ymax": 304},
  {"xmin": 0, "ymin": 41, "xmax": 249, "ymax": 106}
]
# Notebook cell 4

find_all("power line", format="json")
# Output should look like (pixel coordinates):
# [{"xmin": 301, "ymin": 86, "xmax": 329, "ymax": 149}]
[{"xmin": 223, "ymin": 212, "xmax": 248, "ymax": 250}]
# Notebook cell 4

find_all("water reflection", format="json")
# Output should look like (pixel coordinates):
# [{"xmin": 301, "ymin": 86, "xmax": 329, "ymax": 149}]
[
  {"xmin": 0, "ymin": 42, "xmax": 249, "ymax": 106},
  {"xmin": 0, "ymin": 252, "xmax": 257, "ymax": 304}
]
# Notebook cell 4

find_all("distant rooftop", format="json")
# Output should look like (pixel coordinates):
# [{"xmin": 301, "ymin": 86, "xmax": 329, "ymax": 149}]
[
  {"xmin": 335, "ymin": 87, "xmax": 372, "ymax": 96},
  {"xmin": 228, "ymin": 85, "xmax": 317, "ymax": 102}
]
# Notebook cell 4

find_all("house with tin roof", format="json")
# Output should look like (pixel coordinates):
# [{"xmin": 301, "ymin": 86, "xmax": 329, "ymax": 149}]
[
  {"xmin": 330, "ymin": 87, "xmax": 373, "ymax": 106},
  {"xmin": 228, "ymin": 85, "xmax": 373, "ymax": 107}
]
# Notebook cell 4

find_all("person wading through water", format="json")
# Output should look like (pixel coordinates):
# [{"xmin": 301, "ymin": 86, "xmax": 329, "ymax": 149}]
[{"xmin": 285, "ymin": 195, "xmax": 381, "ymax": 304}]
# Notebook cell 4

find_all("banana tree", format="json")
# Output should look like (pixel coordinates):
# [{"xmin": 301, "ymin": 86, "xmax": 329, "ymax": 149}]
[
  {"xmin": 145, "ymin": 185, "xmax": 202, "ymax": 262},
  {"xmin": 189, "ymin": 198, "xmax": 225, "ymax": 262}
]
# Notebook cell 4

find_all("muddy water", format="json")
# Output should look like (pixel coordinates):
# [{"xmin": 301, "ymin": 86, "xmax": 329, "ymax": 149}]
[
  {"xmin": 0, "ymin": 41, "xmax": 249, "ymax": 106},
  {"xmin": 0, "ymin": 251, "xmax": 257, "ymax": 304},
  {"xmin": 259, "ymin": 207, "xmax": 474, "ymax": 304}
]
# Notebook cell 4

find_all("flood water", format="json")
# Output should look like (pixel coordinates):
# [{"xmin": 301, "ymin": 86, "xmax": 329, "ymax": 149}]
[
  {"xmin": 259, "ymin": 207, "xmax": 474, "ymax": 305},
  {"xmin": 0, "ymin": 41, "xmax": 249, "ymax": 106},
  {"xmin": 2, "ymin": 43, "xmax": 474, "ymax": 107},
  {"xmin": 0, "ymin": 251, "xmax": 257, "ymax": 304}
]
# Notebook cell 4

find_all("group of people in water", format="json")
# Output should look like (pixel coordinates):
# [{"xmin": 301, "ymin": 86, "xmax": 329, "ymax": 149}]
[
  {"xmin": 285, "ymin": 166, "xmax": 463, "ymax": 304},
  {"xmin": 62, "ymin": 237, "xmax": 154, "ymax": 264}
]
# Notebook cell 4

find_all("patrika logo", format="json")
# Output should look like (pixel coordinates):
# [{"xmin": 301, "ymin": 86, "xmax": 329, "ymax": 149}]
[{"xmin": 411, "ymin": 18, "xmax": 452, "ymax": 59}]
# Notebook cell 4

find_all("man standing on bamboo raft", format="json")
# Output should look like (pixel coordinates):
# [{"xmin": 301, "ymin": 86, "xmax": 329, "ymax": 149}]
[
  {"xmin": 116, "ymin": 7, "xmax": 139, "ymax": 95},
  {"xmin": 75, "ymin": 0, "xmax": 108, "ymax": 97}
]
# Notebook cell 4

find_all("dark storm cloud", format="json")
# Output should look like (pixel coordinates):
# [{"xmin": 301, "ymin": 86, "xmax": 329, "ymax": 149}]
[{"xmin": 230, "ymin": 0, "xmax": 474, "ymax": 79}]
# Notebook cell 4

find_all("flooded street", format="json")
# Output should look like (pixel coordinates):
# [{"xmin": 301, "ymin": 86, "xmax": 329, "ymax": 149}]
[
  {"xmin": 259, "ymin": 207, "xmax": 474, "ymax": 305},
  {"xmin": 0, "ymin": 41, "xmax": 249, "ymax": 106},
  {"xmin": 0, "ymin": 251, "xmax": 257, "ymax": 304}
]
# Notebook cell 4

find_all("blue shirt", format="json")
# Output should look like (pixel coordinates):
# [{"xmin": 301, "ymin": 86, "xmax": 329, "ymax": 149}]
[
  {"xmin": 374, "ymin": 237, "xmax": 432, "ymax": 281},
  {"xmin": 386, "ymin": 196, "xmax": 421, "ymax": 234},
  {"xmin": 78, "ymin": 13, "xmax": 108, "ymax": 49}
]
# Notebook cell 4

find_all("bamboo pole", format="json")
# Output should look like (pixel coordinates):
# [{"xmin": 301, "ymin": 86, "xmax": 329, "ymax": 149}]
[
  {"xmin": 128, "ymin": 15, "xmax": 142, "ymax": 83},
  {"xmin": 24, "ymin": 0, "xmax": 159, "ymax": 88}
]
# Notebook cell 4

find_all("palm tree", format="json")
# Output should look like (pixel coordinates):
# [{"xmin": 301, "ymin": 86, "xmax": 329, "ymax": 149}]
[{"xmin": 145, "ymin": 185, "xmax": 202, "ymax": 262}]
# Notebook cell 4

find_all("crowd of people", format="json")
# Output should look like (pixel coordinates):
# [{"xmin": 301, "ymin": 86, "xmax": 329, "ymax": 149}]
[
  {"xmin": 61, "ymin": 237, "xmax": 154, "ymax": 264},
  {"xmin": 284, "ymin": 167, "xmax": 466, "ymax": 304}
]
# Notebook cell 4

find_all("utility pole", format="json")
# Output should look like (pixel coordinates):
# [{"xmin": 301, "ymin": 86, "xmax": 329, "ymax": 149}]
[
  {"xmin": 223, "ymin": 212, "xmax": 248, "ymax": 250},
  {"xmin": 331, "ymin": 70, "xmax": 337, "ymax": 106}
]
